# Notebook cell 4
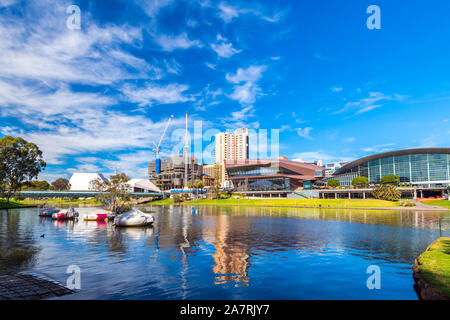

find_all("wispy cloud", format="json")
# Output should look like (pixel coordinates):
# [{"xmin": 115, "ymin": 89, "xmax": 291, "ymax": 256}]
[
  {"xmin": 297, "ymin": 127, "xmax": 313, "ymax": 140},
  {"xmin": 210, "ymin": 34, "xmax": 241, "ymax": 58},
  {"xmin": 155, "ymin": 32, "xmax": 203, "ymax": 51},
  {"xmin": 331, "ymin": 86, "xmax": 343, "ymax": 93},
  {"xmin": 217, "ymin": 2, "xmax": 285, "ymax": 23},
  {"xmin": 121, "ymin": 83, "xmax": 192, "ymax": 106},
  {"xmin": 361, "ymin": 143, "xmax": 396, "ymax": 153},
  {"xmin": 336, "ymin": 92, "xmax": 406, "ymax": 115}
]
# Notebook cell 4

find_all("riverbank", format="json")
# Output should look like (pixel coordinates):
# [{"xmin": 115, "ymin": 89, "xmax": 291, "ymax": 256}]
[
  {"xmin": 0, "ymin": 198, "xmax": 101, "ymax": 209},
  {"xmin": 0, "ymin": 199, "xmax": 33, "ymax": 209},
  {"xmin": 413, "ymin": 237, "xmax": 450, "ymax": 300},
  {"xmin": 148, "ymin": 198, "xmax": 445, "ymax": 210}
]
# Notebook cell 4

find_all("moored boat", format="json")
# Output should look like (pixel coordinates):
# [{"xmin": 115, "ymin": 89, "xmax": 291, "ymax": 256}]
[
  {"xmin": 52, "ymin": 208, "xmax": 79, "ymax": 220},
  {"xmin": 113, "ymin": 208, "xmax": 154, "ymax": 227},
  {"xmin": 39, "ymin": 207, "xmax": 61, "ymax": 217},
  {"xmin": 83, "ymin": 209, "xmax": 114, "ymax": 221}
]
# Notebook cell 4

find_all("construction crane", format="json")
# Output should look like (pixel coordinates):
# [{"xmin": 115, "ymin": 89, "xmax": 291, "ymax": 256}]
[{"xmin": 153, "ymin": 115, "xmax": 174, "ymax": 174}]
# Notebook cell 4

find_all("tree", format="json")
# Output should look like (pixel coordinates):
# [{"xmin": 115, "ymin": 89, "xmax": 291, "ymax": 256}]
[
  {"xmin": 372, "ymin": 184, "xmax": 401, "ymax": 201},
  {"xmin": 51, "ymin": 178, "xmax": 71, "ymax": 191},
  {"xmin": 0, "ymin": 136, "xmax": 46, "ymax": 204},
  {"xmin": 327, "ymin": 179, "xmax": 340, "ymax": 187},
  {"xmin": 380, "ymin": 175, "xmax": 400, "ymax": 186},
  {"xmin": 352, "ymin": 176, "xmax": 369, "ymax": 188},
  {"xmin": 187, "ymin": 181, "xmax": 193, "ymax": 189},
  {"xmin": 21, "ymin": 180, "xmax": 50, "ymax": 190},
  {"xmin": 193, "ymin": 179, "xmax": 204, "ymax": 198},
  {"xmin": 211, "ymin": 180, "xmax": 221, "ymax": 199},
  {"xmin": 90, "ymin": 173, "xmax": 131, "ymax": 214}
]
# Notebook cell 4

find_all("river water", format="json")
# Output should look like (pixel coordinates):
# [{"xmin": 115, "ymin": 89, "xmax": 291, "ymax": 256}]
[{"xmin": 1, "ymin": 205, "xmax": 449, "ymax": 299}]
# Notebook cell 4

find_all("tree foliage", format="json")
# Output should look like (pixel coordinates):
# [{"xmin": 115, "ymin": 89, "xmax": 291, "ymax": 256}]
[
  {"xmin": 327, "ymin": 179, "xmax": 340, "ymax": 187},
  {"xmin": 21, "ymin": 180, "xmax": 50, "ymax": 190},
  {"xmin": 352, "ymin": 176, "xmax": 369, "ymax": 187},
  {"xmin": 51, "ymin": 178, "xmax": 71, "ymax": 191},
  {"xmin": 372, "ymin": 184, "xmax": 401, "ymax": 201},
  {"xmin": 89, "ymin": 173, "xmax": 131, "ymax": 213},
  {"xmin": 0, "ymin": 136, "xmax": 46, "ymax": 203},
  {"xmin": 380, "ymin": 174, "xmax": 400, "ymax": 186}
]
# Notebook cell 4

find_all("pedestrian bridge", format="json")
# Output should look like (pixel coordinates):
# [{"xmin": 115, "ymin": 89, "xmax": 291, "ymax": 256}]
[{"xmin": 19, "ymin": 190, "xmax": 163, "ymax": 199}]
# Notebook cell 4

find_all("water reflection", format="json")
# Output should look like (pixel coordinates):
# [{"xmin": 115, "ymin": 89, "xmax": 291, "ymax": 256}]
[{"xmin": 0, "ymin": 205, "xmax": 449, "ymax": 299}]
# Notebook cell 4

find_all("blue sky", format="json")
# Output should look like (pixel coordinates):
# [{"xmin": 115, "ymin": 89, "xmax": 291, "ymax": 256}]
[{"xmin": 1, "ymin": 0, "xmax": 450, "ymax": 181}]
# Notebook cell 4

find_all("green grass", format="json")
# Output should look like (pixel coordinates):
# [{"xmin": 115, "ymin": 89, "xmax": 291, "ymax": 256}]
[
  {"xmin": 425, "ymin": 200, "xmax": 450, "ymax": 209},
  {"xmin": 187, "ymin": 198, "xmax": 400, "ymax": 208},
  {"xmin": 0, "ymin": 199, "xmax": 29, "ymax": 209},
  {"xmin": 1, "ymin": 198, "xmax": 102, "ymax": 207},
  {"xmin": 417, "ymin": 237, "xmax": 450, "ymax": 298},
  {"xmin": 149, "ymin": 198, "xmax": 175, "ymax": 205}
]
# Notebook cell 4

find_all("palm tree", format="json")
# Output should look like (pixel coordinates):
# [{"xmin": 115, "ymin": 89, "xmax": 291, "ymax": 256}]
[{"xmin": 193, "ymin": 179, "xmax": 204, "ymax": 199}]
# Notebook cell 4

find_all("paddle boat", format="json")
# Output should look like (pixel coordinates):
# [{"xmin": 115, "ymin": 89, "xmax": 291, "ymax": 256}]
[
  {"xmin": 52, "ymin": 208, "xmax": 79, "ymax": 220},
  {"xmin": 39, "ymin": 207, "xmax": 61, "ymax": 217},
  {"xmin": 83, "ymin": 209, "xmax": 115, "ymax": 221},
  {"xmin": 113, "ymin": 208, "xmax": 154, "ymax": 227}
]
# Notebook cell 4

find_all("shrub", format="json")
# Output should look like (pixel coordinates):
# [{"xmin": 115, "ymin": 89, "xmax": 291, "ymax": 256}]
[
  {"xmin": 327, "ymin": 179, "xmax": 340, "ymax": 187},
  {"xmin": 398, "ymin": 200, "xmax": 416, "ymax": 207},
  {"xmin": 380, "ymin": 175, "xmax": 400, "ymax": 186},
  {"xmin": 352, "ymin": 176, "xmax": 369, "ymax": 188},
  {"xmin": 372, "ymin": 184, "xmax": 401, "ymax": 201}
]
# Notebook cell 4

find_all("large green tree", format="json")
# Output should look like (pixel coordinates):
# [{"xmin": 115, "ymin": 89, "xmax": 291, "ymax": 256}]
[
  {"xmin": 380, "ymin": 175, "xmax": 400, "ymax": 186},
  {"xmin": 327, "ymin": 179, "xmax": 340, "ymax": 187},
  {"xmin": 90, "ymin": 173, "xmax": 131, "ymax": 213},
  {"xmin": 21, "ymin": 180, "xmax": 50, "ymax": 190},
  {"xmin": 0, "ymin": 136, "xmax": 46, "ymax": 203},
  {"xmin": 352, "ymin": 176, "xmax": 369, "ymax": 188},
  {"xmin": 51, "ymin": 178, "xmax": 71, "ymax": 191}
]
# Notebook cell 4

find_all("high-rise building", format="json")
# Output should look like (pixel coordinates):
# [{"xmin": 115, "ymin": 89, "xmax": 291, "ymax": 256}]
[
  {"xmin": 214, "ymin": 128, "xmax": 249, "ymax": 164},
  {"xmin": 214, "ymin": 128, "xmax": 249, "ymax": 186}
]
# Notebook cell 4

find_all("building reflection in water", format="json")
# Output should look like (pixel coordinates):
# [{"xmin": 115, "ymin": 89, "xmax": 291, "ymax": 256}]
[{"xmin": 203, "ymin": 213, "xmax": 250, "ymax": 286}]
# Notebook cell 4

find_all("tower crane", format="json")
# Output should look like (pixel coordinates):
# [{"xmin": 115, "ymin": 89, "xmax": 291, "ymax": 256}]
[{"xmin": 153, "ymin": 115, "xmax": 174, "ymax": 174}]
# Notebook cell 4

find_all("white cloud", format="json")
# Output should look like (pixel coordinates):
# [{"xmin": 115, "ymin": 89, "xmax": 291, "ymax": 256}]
[
  {"xmin": 336, "ymin": 92, "xmax": 405, "ymax": 115},
  {"xmin": 210, "ymin": 34, "xmax": 241, "ymax": 58},
  {"xmin": 228, "ymin": 82, "xmax": 261, "ymax": 105},
  {"xmin": 297, "ymin": 127, "xmax": 313, "ymax": 140},
  {"xmin": 226, "ymin": 65, "xmax": 267, "ymax": 105},
  {"xmin": 331, "ymin": 86, "xmax": 343, "ymax": 93},
  {"xmin": 226, "ymin": 65, "xmax": 266, "ymax": 83},
  {"xmin": 155, "ymin": 32, "xmax": 202, "ymax": 51},
  {"xmin": 136, "ymin": 0, "xmax": 174, "ymax": 18},
  {"xmin": 361, "ymin": 143, "xmax": 396, "ymax": 153},
  {"xmin": 217, "ymin": 2, "xmax": 284, "ymax": 24},
  {"xmin": 121, "ymin": 83, "xmax": 192, "ymax": 106},
  {"xmin": 292, "ymin": 151, "xmax": 354, "ymax": 163},
  {"xmin": 218, "ymin": 2, "xmax": 240, "ymax": 22}
]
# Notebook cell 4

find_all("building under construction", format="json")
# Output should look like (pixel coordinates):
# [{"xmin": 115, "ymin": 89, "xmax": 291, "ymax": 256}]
[{"xmin": 148, "ymin": 155, "xmax": 203, "ymax": 191}]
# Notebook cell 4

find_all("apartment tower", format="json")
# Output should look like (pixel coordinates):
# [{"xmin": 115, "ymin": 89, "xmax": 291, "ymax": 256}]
[{"xmin": 214, "ymin": 128, "xmax": 249, "ymax": 186}]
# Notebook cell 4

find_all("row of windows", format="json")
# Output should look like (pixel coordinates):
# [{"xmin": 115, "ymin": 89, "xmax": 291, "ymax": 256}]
[{"xmin": 336, "ymin": 153, "xmax": 450, "ymax": 184}]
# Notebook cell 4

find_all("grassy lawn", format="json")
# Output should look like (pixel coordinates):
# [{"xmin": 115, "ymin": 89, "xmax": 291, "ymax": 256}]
[
  {"xmin": 417, "ymin": 237, "xmax": 450, "ymax": 298},
  {"xmin": 149, "ymin": 198, "xmax": 174, "ymax": 205},
  {"xmin": 1, "ymin": 198, "xmax": 102, "ymax": 207},
  {"xmin": 0, "ymin": 199, "xmax": 29, "ymax": 209},
  {"xmin": 424, "ymin": 200, "xmax": 450, "ymax": 209},
  {"xmin": 187, "ymin": 198, "xmax": 399, "ymax": 208}
]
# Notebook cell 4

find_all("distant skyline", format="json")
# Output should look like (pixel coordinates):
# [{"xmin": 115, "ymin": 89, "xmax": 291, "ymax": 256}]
[{"xmin": 1, "ymin": 0, "xmax": 450, "ymax": 181}]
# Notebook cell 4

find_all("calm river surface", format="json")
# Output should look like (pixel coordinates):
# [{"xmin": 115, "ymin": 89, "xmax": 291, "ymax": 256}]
[{"xmin": 1, "ymin": 205, "xmax": 449, "ymax": 300}]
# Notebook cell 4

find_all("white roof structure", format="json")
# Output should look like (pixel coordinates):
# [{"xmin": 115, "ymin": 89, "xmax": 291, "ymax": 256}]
[
  {"xmin": 69, "ymin": 173, "xmax": 109, "ymax": 191},
  {"xmin": 127, "ymin": 179, "xmax": 161, "ymax": 193}
]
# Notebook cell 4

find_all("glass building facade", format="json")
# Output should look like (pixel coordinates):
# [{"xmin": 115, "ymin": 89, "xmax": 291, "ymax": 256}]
[
  {"xmin": 333, "ymin": 149, "xmax": 450, "ymax": 187},
  {"xmin": 225, "ymin": 160, "xmax": 325, "ymax": 191}
]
